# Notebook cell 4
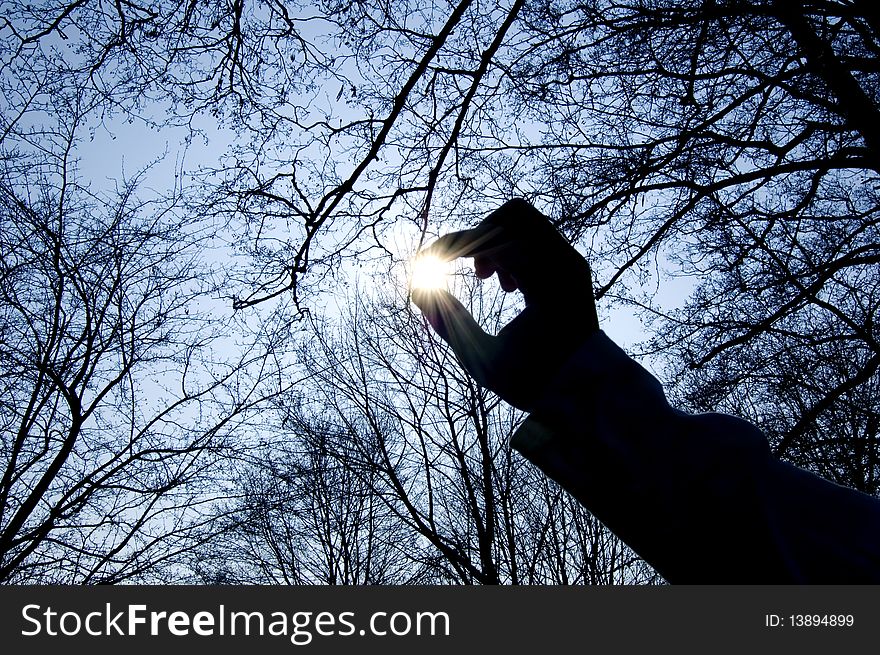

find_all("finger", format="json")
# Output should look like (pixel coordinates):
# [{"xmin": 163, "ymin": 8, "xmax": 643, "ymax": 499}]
[
  {"xmin": 474, "ymin": 256, "xmax": 495, "ymax": 279},
  {"xmin": 497, "ymin": 270, "xmax": 518, "ymax": 292},
  {"xmin": 422, "ymin": 223, "xmax": 506, "ymax": 262},
  {"xmin": 411, "ymin": 288, "xmax": 497, "ymax": 387}
]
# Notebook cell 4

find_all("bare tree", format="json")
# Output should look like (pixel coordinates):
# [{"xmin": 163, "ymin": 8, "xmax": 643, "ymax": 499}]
[
  {"xmin": 191, "ymin": 423, "xmax": 426, "ymax": 585},
  {"xmin": 152, "ymin": 1, "xmax": 879, "ymax": 500},
  {"xmin": 0, "ymin": 93, "xmax": 291, "ymax": 583},
  {"xmin": 535, "ymin": 0, "xmax": 880, "ymax": 489},
  {"xmin": 5, "ymin": 0, "xmax": 877, "ymax": 584},
  {"xmin": 202, "ymin": 270, "xmax": 656, "ymax": 584}
]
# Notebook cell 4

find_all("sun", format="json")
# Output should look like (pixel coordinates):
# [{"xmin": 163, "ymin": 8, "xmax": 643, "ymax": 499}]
[{"xmin": 410, "ymin": 254, "xmax": 450, "ymax": 290}]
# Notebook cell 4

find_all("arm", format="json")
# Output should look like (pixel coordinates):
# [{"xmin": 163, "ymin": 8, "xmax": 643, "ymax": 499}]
[
  {"xmin": 413, "ymin": 199, "xmax": 880, "ymax": 583},
  {"xmin": 512, "ymin": 330, "xmax": 880, "ymax": 583}
]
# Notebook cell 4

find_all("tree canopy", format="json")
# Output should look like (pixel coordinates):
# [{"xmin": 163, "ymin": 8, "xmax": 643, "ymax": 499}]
[{"xmin": 1, "ymin": 0, "xmax": 878, "ymax": 582}]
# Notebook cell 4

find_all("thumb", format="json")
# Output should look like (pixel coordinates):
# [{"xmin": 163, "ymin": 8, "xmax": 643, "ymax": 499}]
[{"xmin": 411, "ymin": 288, "xmax": 498, "ymax": 386}]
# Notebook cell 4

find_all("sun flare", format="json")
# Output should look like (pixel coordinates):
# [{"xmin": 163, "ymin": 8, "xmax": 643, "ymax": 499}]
[{"xmin": 410, "ymin": 254, "xmax": 450, "ymax": 290}]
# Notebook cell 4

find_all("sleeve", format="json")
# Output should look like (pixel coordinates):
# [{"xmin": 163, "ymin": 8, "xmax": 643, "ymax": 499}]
[{"xmin": 510, "ymin": 330, "xmax": 880, "ymax": 583}]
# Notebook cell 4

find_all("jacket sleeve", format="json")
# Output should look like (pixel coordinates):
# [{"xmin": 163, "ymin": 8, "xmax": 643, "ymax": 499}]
[{"xmin": 510, "ymin": 330, "xmax": 880, "ymax": 583}]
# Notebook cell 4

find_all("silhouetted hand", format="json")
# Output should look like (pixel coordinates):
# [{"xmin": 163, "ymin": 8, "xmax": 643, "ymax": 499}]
[{"xmin": 411, "ymin": 199, "xmax": 599, "ymax": 411}]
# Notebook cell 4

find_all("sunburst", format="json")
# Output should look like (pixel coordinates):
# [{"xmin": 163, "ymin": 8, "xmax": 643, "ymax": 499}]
[{"xmin": 410, "ymin": 254, "xmax": 450, "ymax": 290}]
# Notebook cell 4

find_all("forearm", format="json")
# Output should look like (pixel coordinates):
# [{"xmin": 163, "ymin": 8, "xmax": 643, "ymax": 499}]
[{"xmin": 511, "ymin": 331, "xmax": 880, "ymax": 583}]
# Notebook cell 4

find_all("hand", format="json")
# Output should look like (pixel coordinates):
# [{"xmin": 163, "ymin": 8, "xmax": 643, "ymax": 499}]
[{"xmin": 411, "ymin": 199, "xmax": 599, "ymax": 411}]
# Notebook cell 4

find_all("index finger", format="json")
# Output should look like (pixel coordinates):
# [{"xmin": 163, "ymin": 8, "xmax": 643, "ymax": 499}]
[
  {"xmin": 421, "ymin": 223, "xmax": 506, "ymax": 262},
  {"xmin": 421, "ymin": 199, "xmax": 560, "ymax": 265}
]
